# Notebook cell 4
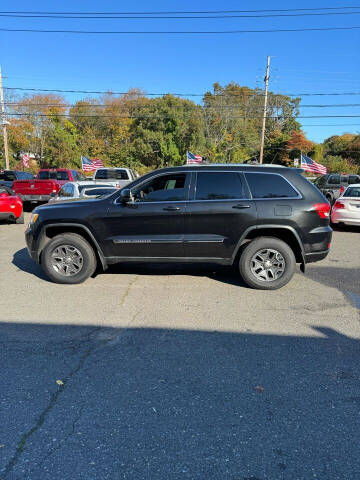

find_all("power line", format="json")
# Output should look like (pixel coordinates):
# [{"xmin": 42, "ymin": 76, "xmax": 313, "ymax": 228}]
[
  {"xmin": 2, "ymin": 11, "xmax": 360, "ymax": 19},
  {"xmin": 4, "ymin": 86, "xmax": 360, "ymax": 97},
  {"xmin": 6, "ymin": 112, "xmax": 360, "ymax": 119},
  {"xmin": 1, "ymin": 7, "xmax": 360, "ymax": 14},
  {"xmin": 1, "ymin": 25, "xmax": 360, "ymax": 34},
  {"xmin": 4, "ymin": 102, "xmax": 360, "ymax": 108}
]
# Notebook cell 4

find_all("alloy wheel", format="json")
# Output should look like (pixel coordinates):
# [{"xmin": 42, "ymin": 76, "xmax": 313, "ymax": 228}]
[
  {"xmin": 250, "ymin": 248, "xmax": 286, "ymax": 282},
  {"xmin": 50, "ymin": 244, "xmax": 84, "ymax": 277}
]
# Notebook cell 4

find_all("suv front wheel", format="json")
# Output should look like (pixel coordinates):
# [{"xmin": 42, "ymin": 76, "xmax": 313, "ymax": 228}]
[
  {"xmin": 239, "ymin": 237, "xmax": 296, "ymax": 290},
  {"xmin": 42, "ymin": 233, "xmax": 97, "ymax": 284}
]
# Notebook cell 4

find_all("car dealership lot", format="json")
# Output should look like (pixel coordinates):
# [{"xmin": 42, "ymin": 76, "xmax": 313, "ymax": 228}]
[{"xmin": 0, "ymin": 214, "xmax": 360, "ymax": 479}]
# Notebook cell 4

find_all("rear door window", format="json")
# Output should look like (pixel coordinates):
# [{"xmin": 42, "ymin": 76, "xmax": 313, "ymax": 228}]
[
  {"xmin": 245, "ymin": 173, "xmax": 299, "ymax": 199},
  {"xmin": 195, "ymin": 172, "xmax": 246, "ymax": 200}
]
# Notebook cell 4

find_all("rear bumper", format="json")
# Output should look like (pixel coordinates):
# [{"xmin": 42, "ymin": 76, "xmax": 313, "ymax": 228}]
[
  {"xmin": 18, "ymin": 194, "xmax": 51, "ymax": 202},
  {"xmin": 331, "ymin": 210, "xmax": 360, "ymax": 225},
  {"xmin": 304, "ymin": 249, "xmax": 330, "ymax": 264}
]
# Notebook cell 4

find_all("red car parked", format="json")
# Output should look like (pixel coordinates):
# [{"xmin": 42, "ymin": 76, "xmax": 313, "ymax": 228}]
[{"xmin": 0, "ymin": 191, "xmax": 24, "ymax": 224}]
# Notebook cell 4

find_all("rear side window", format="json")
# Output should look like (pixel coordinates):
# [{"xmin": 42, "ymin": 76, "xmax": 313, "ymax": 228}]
[
  {"xmin": 195, "ymin": 172, "xmax": 246, "ymax": 200},
  {"xmin": 38, "ymin": 171, "xmax": 70, "ymax": 181},
  {"xmin": 245, "ymin": 173, "xmax": 299, "ymax": 199},
  {"xmin": 349, "ymin": 175, "xmax": 360, "ymax": 184},
  {"xmin": 327, "ymin": 174, "xmax": 340, "ymax": 185}
]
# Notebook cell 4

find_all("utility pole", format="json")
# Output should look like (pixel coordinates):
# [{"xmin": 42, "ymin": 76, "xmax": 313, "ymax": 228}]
[
  {"xmin": 0, "ymin": 66, "xmax": 9, "ymax": 170},
  {"xmin": 259, "ymin": 56, "xmax": 270, "ymax": 164}
]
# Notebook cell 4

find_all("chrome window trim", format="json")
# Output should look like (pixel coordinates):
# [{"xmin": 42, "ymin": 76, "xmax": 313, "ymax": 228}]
[{"xmin": 113, "ymin": 169, "xmax": 302, "ymax": 204}]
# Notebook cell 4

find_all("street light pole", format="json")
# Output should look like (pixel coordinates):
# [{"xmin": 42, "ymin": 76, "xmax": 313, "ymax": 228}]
[{"xmin": 259, "ymin": 56, "xmax": 271, "ymax": 165}]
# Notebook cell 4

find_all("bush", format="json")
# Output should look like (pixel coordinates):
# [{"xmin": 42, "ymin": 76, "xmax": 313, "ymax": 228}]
[{"xmin": 322, "ymin": 155, "xmax": 359, "ymax": 174}]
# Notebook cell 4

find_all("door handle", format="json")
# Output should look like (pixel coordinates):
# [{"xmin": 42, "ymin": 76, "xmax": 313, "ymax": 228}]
[
  {"xmin": 232, "ymin": 204, "xmax": 251, "ymax": 209},
  {"xmin": 163, "ymin": 206, "xmax": 181, "ymax": 211}
]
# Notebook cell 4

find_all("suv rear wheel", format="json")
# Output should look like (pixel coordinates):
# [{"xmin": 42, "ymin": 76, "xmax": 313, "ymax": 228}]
[
  {"xmin": 239, "ymin": 237, "xmax": 296, "ymax": 290},
  {"xmin": 42, "ymin": 233, "xmax": 96, "ymax": 284}
]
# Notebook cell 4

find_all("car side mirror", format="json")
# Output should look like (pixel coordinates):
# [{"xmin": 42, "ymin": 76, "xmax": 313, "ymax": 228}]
[
  {"xmin": 120, "ymin": 188, "xmax": 133, "ymax": 204},
  {"xmin": 50, "ymin": 192, "xmax": 56, "ymax": 198}
]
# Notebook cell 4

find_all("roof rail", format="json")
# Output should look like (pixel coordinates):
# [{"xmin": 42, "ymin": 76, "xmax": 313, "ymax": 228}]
[{"xmin": 182, "ymin": 163, "xmax": 286, "ymax": 168}]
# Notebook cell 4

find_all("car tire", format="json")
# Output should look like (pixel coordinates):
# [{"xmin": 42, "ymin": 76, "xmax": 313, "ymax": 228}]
[
  {"xmin": 326, "ymin": 194, "xmax": 334, "ymax": 205},
  {"xmin": 15, "ymin": 212, "xmax": 24, "ymax": 224},
  {"xmin": 239, "ymin": 237, "xmax": 296, "ymax": 290},
  {"xmin": 41, "ymin": 233, "xmax": 97, "ymax": 284}
]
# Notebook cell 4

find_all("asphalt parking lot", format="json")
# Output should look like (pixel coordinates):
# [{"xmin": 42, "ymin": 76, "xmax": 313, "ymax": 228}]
[{"xmin": 0, "ymin": 213, "xmax": 359, "ymax": 479}]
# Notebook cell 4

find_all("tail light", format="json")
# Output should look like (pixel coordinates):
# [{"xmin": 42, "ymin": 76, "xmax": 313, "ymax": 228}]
[
  {"xmin": 333, "ymin": 201, "xmax": 345, "ymax": 210},
  {"xmin": 313, "ymin": 202, "xmax": 331, "ymax": 218},
  {"xmin": 339, "ymin": 186, "xmax": 345, "ymax": 195}
]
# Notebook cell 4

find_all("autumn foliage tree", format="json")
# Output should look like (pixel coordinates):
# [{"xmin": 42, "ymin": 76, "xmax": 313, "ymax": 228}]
[{"xmin": 2, "ymin": 83, "xmax": 359, "ymax": 174}]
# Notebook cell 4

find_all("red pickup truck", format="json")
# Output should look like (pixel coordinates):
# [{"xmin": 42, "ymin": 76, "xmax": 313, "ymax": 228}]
[{"xmin": 13, "ymin": 169, "xmax": 85, "ymax": 205}]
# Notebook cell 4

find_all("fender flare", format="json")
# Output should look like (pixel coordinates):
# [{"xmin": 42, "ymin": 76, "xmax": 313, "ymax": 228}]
[
  {"xmin": 41, "ymin": 222, "xmax": 107, "ymax": 270},
  {"xmin": 232, "ymin": 225, "xmax": 306, "ymax": 272}
]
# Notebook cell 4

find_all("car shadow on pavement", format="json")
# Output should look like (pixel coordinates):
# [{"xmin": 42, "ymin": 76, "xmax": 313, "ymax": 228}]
[
  {"xmin": 306, "ymin": 265, "xmax": 360, "ymax": 309},
  {"xmin": 12, "ymin": 247, "xmax": 49, "ymax": 281},
  {"xmin": 106, "ymin": 261, "xmax": 251, "ymax": 288},
  {"xmin": 0, "ymin": 322, "xmax": 360, "ymax": 480}
]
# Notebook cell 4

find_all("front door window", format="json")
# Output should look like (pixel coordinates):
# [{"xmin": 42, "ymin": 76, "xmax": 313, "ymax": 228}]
[{"xmin": 133, "ymin": 173, "xmax": 187, "ymax": 202}]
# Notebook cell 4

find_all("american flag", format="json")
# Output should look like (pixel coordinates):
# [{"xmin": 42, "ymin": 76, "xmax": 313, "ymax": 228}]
[
  {"xmin": 186, "ymin": 151, "xmax": 202, "ymax": 165},
  {"xmin": 20, "ymin": 151, "xmax": 30, "ymax": 168},
  {"xmin": 300, "ymin": 154, "xmax": 327, "ymax": 175},
  {"xmin": 81, "ymin": 156, "xmax": 104, "ymax": 172}
]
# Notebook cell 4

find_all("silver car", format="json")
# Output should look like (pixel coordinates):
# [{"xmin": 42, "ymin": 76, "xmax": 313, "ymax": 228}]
[
  {"xmin": 48, "ymin": 181, "xmax": 119, "ymax": 203},
  {"xmin": 331, "ymin": 183, "xmax": 360, "ymax": 226}
]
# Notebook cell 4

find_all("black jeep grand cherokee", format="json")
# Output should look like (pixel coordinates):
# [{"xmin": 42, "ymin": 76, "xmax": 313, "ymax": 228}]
[{"xmin": 26, "ymin": 165, "xmax": 332, "ymax": 290}]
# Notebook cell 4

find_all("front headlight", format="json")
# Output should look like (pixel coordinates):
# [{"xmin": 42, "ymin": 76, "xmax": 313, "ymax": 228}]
[{"xmin": 29, "ymin": 213, "xmax": 39, "ymax": 225}]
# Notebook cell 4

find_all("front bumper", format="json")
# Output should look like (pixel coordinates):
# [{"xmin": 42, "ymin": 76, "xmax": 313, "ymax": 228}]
[
  {"xmin": 25, "ymin": 227, "xmax": 40, "ymax": 262},
  {"xmin": 0, "ymin": 212, "xmax": 15, "ymax": 221}
]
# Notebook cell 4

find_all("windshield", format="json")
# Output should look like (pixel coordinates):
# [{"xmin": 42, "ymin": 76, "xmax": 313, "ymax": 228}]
[
  {"xmin": 343, "ymin": 186, "xmax": 360, "ymax": 198},
  {"xmin": 38, "ymin": 171, "xmax": 70, "ymax": 181},
  {"xmin": 95, "ymin": 169, "xmax": 129, "ymax": 180}
]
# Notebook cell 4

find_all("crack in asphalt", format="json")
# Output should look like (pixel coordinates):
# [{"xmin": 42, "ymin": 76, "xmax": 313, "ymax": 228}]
[
  {"xmin": 1, "ymin": 309, "xmax": 144, "ymax": 479},
  {"xmin": 1, "ymin": 327, "xmax": 101, "ymax": 479},
  {"xmin": 120, "ymin": 275, "xmax": 138, "ymax": 306},
  {"xmin": 31, "ymin": 403, "xmax": 86, "ymax": 476}
]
